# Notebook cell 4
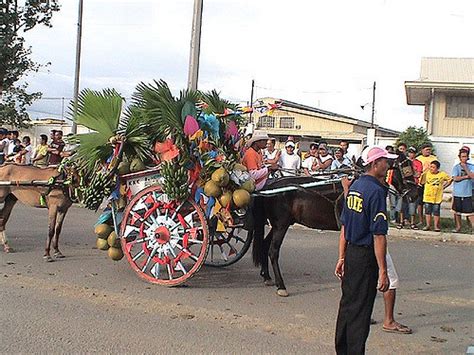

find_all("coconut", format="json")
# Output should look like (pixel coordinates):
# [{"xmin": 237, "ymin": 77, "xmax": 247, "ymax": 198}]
[
  {"xmin": 233, "ymin": 189, "xmax": 251, "ymax": 208},
  {"xmin": 96, "ymin": 238, "xmax": 109, "ymax": 250},
  {"xmin": 219, "ymin": 191, "xmax": 233, "ymax": 207},
  {"xmin": 130, "ymin": 158, "xmax": 146, "ymax": 172},
  {"xmin": 107, "ymin": 231, "xmax": 121, "ymax": 248},
  {"xmin": 108, "ymin": 246, "xmax": 124, "ymax": 261},
  {"xmin": 204, "ymin": 180, "xmax": 222, "ymax": 198},
  {"xmin": 241, "ymin": 179, "xmax": 256, "ymax": 193},
  {"xmin": 95, "ymin": 223, "xmax": 112, "ymax": 239},
  {"xmin": 117, "ymin": 161, "xmax": 131, "ymax": 175},
  {"xmin": 233, "ymin": 163, "xmax": 247, "ymax": 172},
  {"xmin": 211, "ymin": 167, "xmax": 230, "ymax": 187}
]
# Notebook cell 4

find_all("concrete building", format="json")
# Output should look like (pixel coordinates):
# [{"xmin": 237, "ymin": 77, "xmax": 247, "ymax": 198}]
[
  {"xmin": 250, "ymin": 97, "xmax": 399, "ymax": 154},
  {"xmin": 405, "ymin": 57, "xmax": 474, "ymax": 170}
]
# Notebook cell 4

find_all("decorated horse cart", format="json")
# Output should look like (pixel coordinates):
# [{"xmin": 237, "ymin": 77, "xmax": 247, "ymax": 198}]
[{"xmin": 74, "ymin": 81, "xmax": 261, "ymax": 286}]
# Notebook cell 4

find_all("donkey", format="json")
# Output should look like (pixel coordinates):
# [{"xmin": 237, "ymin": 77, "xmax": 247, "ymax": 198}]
[
  {"xmin": 250, "ymin": 176, "xmax": 345, "ymax": 296},
  {"xmin": 0, "ymin": 163, "xmax": 79, "ymax": 261}
]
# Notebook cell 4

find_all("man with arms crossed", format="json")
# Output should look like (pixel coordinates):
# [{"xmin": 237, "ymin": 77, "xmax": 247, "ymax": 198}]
[{"xmin": 335, "ymin": 146, "xmax": 397, "ymax": 354}]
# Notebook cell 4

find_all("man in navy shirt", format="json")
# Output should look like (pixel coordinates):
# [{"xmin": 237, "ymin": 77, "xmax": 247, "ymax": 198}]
[{"xmin": 334, "ymin": 146, "xmax": 397, "ymax": 355}]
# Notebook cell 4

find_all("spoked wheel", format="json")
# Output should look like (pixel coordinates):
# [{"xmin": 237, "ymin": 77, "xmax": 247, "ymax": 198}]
[
  {"xmin": 120, "ymin": 185, "xmax": 209, "ymax": 286},
  {"xmin": 205, "ymin": 223, "xmax": 252, "ymax": 267}
]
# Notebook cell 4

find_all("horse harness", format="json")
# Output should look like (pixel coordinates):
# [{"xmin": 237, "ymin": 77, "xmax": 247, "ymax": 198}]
[{"xmin": 39, "ymin": 160, "xmax": 78, "ymax": 206}]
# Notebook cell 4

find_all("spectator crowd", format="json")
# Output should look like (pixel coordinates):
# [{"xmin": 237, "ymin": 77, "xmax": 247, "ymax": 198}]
[{"xmin": 0, "ymin": 128, "xmax": 75, "ymax": 167}]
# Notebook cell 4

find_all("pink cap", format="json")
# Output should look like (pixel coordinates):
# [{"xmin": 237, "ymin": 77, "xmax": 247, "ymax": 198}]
[{"xmin": 361, "ymin": 146, "xmax": 398, "ymax": 166}]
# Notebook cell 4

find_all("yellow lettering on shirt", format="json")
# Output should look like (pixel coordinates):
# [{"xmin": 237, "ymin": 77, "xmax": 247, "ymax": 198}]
[{"xmin": 347, "ymin": 195, "xmax": 363, "ymax": 213}]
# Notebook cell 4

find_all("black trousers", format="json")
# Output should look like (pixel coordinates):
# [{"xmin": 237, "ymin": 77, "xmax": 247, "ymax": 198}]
[{"xmin": 335, "ymin": 243, "xmax": 378, "ymax": 355}]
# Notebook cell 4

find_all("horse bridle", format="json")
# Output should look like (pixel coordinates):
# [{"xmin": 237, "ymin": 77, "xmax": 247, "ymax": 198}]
[{"xmin": 388, "ymin": 157, "xmax": 418, "ymax": 199}]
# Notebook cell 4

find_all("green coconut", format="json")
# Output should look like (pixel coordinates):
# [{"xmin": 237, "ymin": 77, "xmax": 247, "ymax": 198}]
[
  {"xmin": 117, "ymin": 161, "xmax": 131, "ymax": 175},
  {"xmin": 130, "ymin": 158, "xmax": 146, "ymax": 173},
  {"xmin": 211, "ymin": 167, "xmax": 230, "ymax": 187},
  {"xmin": 204, "ymin": 180, "xmax": 222, "ymax": 198},
  {"xmin": 96, "ymin": 238, "xmax": 109, "ymax": 250},
  {"xmin": 107, "ymin": 231, "xmax": 121, "ymax": 248},
  {"xmin": 108, "ymin": 246, "xmax": 124, "ymax": 261},
  {"xmin": 95, "ymin": 223, "xmax": 112, "ymax": 239},
  {"xmin": 241, "ymin": 179, "xmax": 256, "ymax": 193},
  {"xmin": 233, "ymin": 163, "xmax": 248, "ymax": 172},
  {"xmin": 233, "ymin": 189, "xmax": 251, "ymax": 208},
  {"xmin": 218, "ymin": 191, "xmax": 233, "ymax": 207}
]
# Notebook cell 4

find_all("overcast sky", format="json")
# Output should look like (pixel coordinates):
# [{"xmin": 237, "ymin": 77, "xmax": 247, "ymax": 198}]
[{"xmin": 24, "ymin": 0, "xmax": 474, "ymax": 131}]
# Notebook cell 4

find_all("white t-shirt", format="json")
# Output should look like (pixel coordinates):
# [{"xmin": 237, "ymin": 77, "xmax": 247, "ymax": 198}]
[
  {"xmin": 263, "ymin": 148, "xmax": 279, "ymax": 161},
  {"xmin": 302, "ymin": 156, "xmax": 318, "ymax": 170},
  {"xmin": 318, "ymin": 154, "xmax": 333, "ymax": 170},
  {"xmin": 1, "ymin": 138, "xmax": 9, "ymax": 156},
  {"xmin": 24, "ymin": 144, "xmax": 33, "ymax": 165},
  {"xmin": 278, "ymin": 153, "xmax": 301, "ymax": 176},
  {"xmin": 7, "ymin": 139, "xmax": 15, "ymax": 155}
]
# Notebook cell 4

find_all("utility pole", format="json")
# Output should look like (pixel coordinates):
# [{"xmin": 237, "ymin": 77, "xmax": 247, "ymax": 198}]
[
  {"xmin": 248, "ymin": 79, "xmax": 254, "ymax": 124},
  {"xmin": 187, "ymin": 0, "xmax": 203, "ymax": 91},
  {"xmin": 71, "ymin": 0, "xmax": 83, "ymax": 134},
  {"xmin": 371, "ymin": 81, "xmax": 376, "ymax": 129}
]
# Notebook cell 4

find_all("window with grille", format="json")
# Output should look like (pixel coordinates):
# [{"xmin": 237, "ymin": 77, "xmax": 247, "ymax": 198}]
[
  {"xmin": 258, "ymin": 115, "xmax": 275, "ymax": 128},
  {"xmin": 446, "ymin": 96, "xmax": 474, "ymax": 118},
  {"xmin": 279, "ymin": 116, "xmax": 295, "ymax": 129}
]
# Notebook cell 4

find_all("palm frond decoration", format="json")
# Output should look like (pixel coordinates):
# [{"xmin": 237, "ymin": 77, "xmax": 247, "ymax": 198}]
[
  {"xmin": 70, "ymin": 89, "xmax": 123, "ymax": 171},
  {"xmin": 71, "ymin": 88, "xmax": 151, "ymax": 172},
  {"xmin": 201, "ymin": 90, "xmax": 238, "ymax": 115},
  {"xmin": 130, "ymin": 80, "xmax": 202, "ymax": 158}
]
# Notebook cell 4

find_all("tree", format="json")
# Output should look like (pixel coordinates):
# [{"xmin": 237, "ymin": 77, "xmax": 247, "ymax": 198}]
[
  {"xmin": 0, "ymin": 0, "xmax": 60, "ymax": 128},
  {"xmin": 395, "ymin": 126, "xmax": 434, "ymax": 153}
]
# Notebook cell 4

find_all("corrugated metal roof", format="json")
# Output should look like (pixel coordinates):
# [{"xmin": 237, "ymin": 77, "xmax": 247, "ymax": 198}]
[{"xmin": 420, "ymin": 57, "xmax": 474, "ymax": 83}]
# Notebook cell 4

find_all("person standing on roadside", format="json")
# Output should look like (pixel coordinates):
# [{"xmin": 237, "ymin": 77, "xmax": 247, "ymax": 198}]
[
  {"xmin": 451, "ymin": 148, "xmax": 474, "ymax": 232},
  {"xmin": 32, "ymin": 134, "xmax": 49, "ymax": 167},
  {"xmin": 48, "ymin": 130, "xmax": 65, "ymax": 165},
  {"xmin": 407, "ymin": 147, "xmax": 423, "ymax": 228},
  {"xmin": 0, "ymin": 128, "xmax": 9, "ymax": 165},
  {"xmin": 335, "ymin": 146, "xmax": 397, "ymax": 355}
]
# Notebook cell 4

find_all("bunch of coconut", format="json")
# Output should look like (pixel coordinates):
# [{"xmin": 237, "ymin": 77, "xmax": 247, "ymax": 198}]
[
  {"xmin": 94, "ymin": 223, "xmax": 124, "ymax": 261},
  {"xmin": 116, "ymin": 156, "xmax": 146, "ymax": 175},
  {"xmin": 203, "ymin": 163, "xmax": 255, "ymax": 209}
]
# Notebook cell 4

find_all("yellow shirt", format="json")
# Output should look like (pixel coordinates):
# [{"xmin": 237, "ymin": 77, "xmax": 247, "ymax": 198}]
[
  {"xmin": 416, "ymin": 154, "xmax": 437, "ymax": 172},
  {"xmin": 33, "ymin": 144, "xmax": 48, "ymax": 166},
  {"xmin": 420, "ymin": 170, "xmax": 451, "ymax": 204}
]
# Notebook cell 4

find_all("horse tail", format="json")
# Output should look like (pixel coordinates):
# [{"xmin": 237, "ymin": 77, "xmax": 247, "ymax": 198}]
[
  {"xmin": 251, "ymin": 196, "xmax": 266, "ymax": 267},
  {"xmin": 252, "ymin": 227, "xmax": 264, "ymax": 267}
]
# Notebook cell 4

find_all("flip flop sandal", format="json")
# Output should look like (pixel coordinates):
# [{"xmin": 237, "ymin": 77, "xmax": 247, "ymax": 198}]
[
  {"xmin": 382, "ymin": 323, "xmax": 413, "ymax": 334},
  {"xmin": 396, "ymin": 224, "xmax": 403, "ymax": 229},
  {"xmin": 434, "ymin": 229, "xmax": 441, "ymax": 232},
  {"xmin": 410, "ymin": 224, "xmax": 419, "ymax": 230}
]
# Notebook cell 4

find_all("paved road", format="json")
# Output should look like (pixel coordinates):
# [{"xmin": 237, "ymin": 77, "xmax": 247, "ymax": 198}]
[{"xmin": 1, "ymin": 204, "xmax": 473, "ymax": 354}]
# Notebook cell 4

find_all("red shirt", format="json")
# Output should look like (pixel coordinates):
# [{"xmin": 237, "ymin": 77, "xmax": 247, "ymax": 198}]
[
  {"xmin": 411, "ymin": 158, "xmax": 423, "ymax": 184},
  {"xmin": 242, "ymin": 147, "xmax": 263, "ymax": 171}
]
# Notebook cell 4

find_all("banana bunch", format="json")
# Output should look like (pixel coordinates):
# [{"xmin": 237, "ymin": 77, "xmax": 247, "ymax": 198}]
[
  {"xmin": 161, "ymin": 161, "xmax": 189, "ymax": 201},
  {"xmin": 82, "ymin": 170, "xmax": 114, "ymax": 210}
]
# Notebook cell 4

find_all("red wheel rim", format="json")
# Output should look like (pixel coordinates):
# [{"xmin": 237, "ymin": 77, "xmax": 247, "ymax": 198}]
[{"xmin": 120, "ymin": 186, "xmax": 209, "ymax": 286}]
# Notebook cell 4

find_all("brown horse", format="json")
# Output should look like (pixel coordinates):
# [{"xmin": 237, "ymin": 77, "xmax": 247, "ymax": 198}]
[
  {"xmin": 0, "ymin": 164, "xmax": 79, "ymax": 261},
  {"xmin": 250, "ymin": 176, "xmax": 345, "ymax": 296}
]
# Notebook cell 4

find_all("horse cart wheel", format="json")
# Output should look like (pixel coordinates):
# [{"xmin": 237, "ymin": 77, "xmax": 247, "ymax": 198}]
[
  {"xmin": 120, "ymin": 185, "xmax": 209, "ymax": 286},
  {"xmin": 205, "ymin": 225, "xmax": 252, "ymax": 267}
]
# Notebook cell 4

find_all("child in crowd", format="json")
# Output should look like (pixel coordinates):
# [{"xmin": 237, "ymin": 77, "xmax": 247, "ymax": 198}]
[{"xmin": 420, "ymin": 160, "xmax": 452, "ymax": 231}]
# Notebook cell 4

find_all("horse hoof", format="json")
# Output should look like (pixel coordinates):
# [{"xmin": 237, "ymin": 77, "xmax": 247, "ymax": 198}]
[
  {"xmin": 277, "ymin": 289, "xmax": 289, "ymax": 297},
  {"xmin": 43, "ymin": 256, "xmax": 54, "ymax": 262},
  {"xmin": 264, "ymin": 279, "xmax": 275, "ymax": 286},
  {"xmin": 54, "ymin": 252, "xmax": 65, "ymax": 259}
]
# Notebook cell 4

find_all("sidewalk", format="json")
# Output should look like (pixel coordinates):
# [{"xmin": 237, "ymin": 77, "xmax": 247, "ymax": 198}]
[{"xmin": 389, "ymin": 227, "xmax": 473, "ymax": 243}]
